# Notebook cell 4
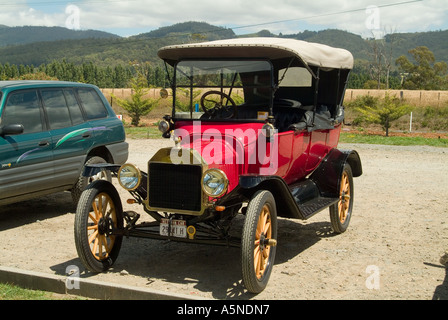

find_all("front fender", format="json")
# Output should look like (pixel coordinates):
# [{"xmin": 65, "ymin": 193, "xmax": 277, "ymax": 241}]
[
  {"xmin": 238, "ymin": 175, "xmax": 306, "ymax": 219},
  {"xmin": 82, "ymin": 163, "xmax": 121, "ymax": 177}
]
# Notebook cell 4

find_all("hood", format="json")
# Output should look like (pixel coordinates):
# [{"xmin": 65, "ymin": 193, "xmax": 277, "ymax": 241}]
[{"xmin": 173, "ymin": 121, "xmax": 266, "ymax": 192}]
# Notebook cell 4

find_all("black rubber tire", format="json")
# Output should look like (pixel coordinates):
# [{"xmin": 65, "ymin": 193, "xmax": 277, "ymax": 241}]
[
  {"xmin": 74, "ymin": 180, "xmax": 123, "ymax": 273},
  {"xmin": 71, "ymin": 156, "xmax": 112, "ymax": 204},
  {"xmin": 241, "ymin": 190, "xmax": 278, "ymax": 294},
  {"xmin": 329, "ymin": 163, "xmax": 354, "ymax": 234}
]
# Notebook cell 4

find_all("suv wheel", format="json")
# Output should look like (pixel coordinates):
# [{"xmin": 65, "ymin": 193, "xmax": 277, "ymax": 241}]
[{"xmin": 71, "ymin": 156, "xmax": 112, "ymax": 204}]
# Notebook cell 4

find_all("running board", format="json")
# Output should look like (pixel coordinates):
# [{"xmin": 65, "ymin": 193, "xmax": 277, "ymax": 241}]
[
  {"xmin": 297, "ymin": 196, "xmax": 338, "ymax": 218},
  {"xmin": 288, "ymin": 179, "xmax": 338, "ymax": 219}
]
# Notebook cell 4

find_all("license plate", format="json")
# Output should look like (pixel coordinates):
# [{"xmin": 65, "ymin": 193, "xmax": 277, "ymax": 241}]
[{"xmin": 160, "ymin": 218, "xmax": 187, "ymax": 238}]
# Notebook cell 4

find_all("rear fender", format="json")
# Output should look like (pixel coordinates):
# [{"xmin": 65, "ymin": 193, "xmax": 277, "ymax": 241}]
[{"xmin": 309, "ymin": 148, "xmax": 362, "ymax": 198}]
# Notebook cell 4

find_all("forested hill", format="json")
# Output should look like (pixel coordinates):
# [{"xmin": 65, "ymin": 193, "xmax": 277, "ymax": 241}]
[
  {"xmin": 0, "ymin": 21, "xmax": 446, "ymax": 68},
  {"xmin": 0, "ymin": 25, "xmax": 119, "ymax": 47},
  {"xmin": 133, "ymin": 21, "xmax": 235, "ymax": 40},
  {"xmin": 0, "ymin": 22, "xmax": 235, "ymax": 67}
]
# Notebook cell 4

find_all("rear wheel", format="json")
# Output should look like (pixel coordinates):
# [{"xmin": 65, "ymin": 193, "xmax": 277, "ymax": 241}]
[
  {"xmin": 329, "ymin": 163, "xmax": 354, "ymax": 234},
  {"xmin": 241, "ymin": 190, "xmax": 278, "ymax": 294},
  {"xmin": 74, "ymin": 180, "xmax": 123, "ymax": 273}
]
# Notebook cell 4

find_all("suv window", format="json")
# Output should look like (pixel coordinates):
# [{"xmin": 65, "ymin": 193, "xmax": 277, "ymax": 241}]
[
  {"xmin": 64, "ymin": 89, "xmax": 84, "ymax": 125},
  {"xmin": 2, "ymin": 90, "xmax": 43, "ymax": 134},
  {"xmin": 41, "ymin": 89, "xmax": 72, "ymax": 130},
  {"xmin": 40, "ymin": 88, "xmax": 85, "ymax": 129},
  {"xmin": 77, "ymin": 88, "xmax": 108, "ymax": 120}
]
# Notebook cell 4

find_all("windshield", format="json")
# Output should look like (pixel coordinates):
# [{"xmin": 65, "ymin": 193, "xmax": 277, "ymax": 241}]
[{"xmin": 174, "ymin": 60, "xmax": 273, "ymax": 121}]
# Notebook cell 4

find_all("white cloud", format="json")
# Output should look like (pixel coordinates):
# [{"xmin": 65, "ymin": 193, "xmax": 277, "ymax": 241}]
[{"xmin": 0, "ymin": 0, "xmax": 446, "ymax": 37}]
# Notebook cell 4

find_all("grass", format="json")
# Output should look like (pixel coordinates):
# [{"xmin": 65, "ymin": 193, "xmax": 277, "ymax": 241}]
[
  {"xmin": 124, "ymin": 125, "xmax": 161, "ymax": 139},
  {"xmin": 339, "ymin": 132, "xmax": 448, "ymax": 148},
  {"xmin": 0, "ymin": 283, "xmax": 84, "ymax": 300},
  {"xmin": 0, "ymin": 283, "xmax": 49, "ymax": 300}
]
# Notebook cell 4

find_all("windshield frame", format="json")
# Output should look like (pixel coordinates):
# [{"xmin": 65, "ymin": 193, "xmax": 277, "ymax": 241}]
[{"xmin": 171, "ymin": 58, "xmax": 275, "ymax": 122}]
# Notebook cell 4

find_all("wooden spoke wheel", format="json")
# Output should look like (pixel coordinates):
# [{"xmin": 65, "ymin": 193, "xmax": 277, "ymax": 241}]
[
  {"xmin": 242, "ymin": 190, "xmax": 277, "ymax": 294},
  {"xmin": 330, "ymin": 163, "xmax": 354, "ymax": 234},
  {"xmin": 75, "ymin": 180, "xmax": 123, "ymax": 273}
]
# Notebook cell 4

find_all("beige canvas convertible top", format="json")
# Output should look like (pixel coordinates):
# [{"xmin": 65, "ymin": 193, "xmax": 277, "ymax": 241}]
[{"xmin": 158, "ymin": 37, "xmax": 354, "ymax": 70}]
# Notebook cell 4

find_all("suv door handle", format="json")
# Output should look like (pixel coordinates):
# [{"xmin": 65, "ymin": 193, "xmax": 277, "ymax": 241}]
[
  {"xmin": 38, "ymin": 140, "xmax": 50, "ymax": 147},
  {"xmin": 82, "ymin": 133, "xmax": 91, "ymax": 138}
]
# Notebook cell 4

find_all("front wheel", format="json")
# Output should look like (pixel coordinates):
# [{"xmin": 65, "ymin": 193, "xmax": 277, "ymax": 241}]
[
  {"xmin": 241, "ymin": 190, "xmax": 278, "ymax": 294},
  {"xmin": 329, "ymin": 163, "xmax": 354, "ymax": 234},
  {"xmin": 74, "ymin": 180, "xmax": 123, "ymax": 273}
]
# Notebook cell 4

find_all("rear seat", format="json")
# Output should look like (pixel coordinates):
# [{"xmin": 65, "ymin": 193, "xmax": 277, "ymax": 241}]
[
  {"xmin": 237, "ymin": 100, "xmax": 313, "ymax": 132},
  {"xmin": 273, "ymin": 104, "xmax": 316, "ymax": 132}
]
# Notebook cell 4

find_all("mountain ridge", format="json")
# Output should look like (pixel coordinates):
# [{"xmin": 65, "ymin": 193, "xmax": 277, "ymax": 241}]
[
  {"xmin": 0, "ymin": 22, "xmax": 446, "ymax": 68},
  {"xmin": 0, "ymin": 25, "xmax": 119, "ymax": 47}
]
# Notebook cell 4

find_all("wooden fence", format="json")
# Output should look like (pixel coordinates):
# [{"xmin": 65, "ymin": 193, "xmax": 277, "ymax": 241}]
[
  {"xmin": 344, "ymin": 89, "xmax": 448, "ymax": 107},
  {"xmin": 101, "ymin": 88, "xmax": 448, "ymax": 108}
]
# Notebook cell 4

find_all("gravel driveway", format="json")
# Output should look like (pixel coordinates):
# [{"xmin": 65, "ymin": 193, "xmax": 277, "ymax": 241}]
[{"xmin": 0, "ymin": 139, "xmax": 447, "ymax": 300}]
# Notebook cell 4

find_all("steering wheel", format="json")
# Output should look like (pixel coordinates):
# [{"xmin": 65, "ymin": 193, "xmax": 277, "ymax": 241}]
[{"xmin": 200, "ymin": 91, "xmax": 237, "ymax": 119}]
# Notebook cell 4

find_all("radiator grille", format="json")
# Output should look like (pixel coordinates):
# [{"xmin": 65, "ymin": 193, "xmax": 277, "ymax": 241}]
[{"xmin": 148, "ymin": 162, "xmax": 202, "ymax": 212}]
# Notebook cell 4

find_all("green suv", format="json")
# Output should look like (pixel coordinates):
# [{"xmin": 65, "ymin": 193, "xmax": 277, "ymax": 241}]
[{"xmin": 0, "ymin": 81, "xmax": 128, "ymax": 206}]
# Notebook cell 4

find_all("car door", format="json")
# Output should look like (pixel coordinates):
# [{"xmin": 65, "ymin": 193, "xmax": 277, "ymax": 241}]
[
  {"xmin": 0, "ymin": 89, "xmax": 54, "ymax": 203},
  {"xmin": 40, "ymin": 88, "xmax": 93, "ymax": 188},
  {"xmin": 76, "ymin": 87, "xmax": 111, "ymax": 144}
]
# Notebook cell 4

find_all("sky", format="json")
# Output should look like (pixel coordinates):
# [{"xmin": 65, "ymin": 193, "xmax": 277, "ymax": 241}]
[{"xmin": 0, "ymin": 0, "xmax": 447, "ymax": 38}]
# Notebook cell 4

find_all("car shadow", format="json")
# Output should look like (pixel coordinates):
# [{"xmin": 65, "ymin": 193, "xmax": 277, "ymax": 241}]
[
  {"xmin": 0, "ymin": 192, "xmax": 76, "ymax": 231},
  {"xmin": 51, "ymin": 215, "xmax": 338, "ymax": 300},
  {"xmin": 425, "ymin": 262, "xmax": 448, "ymax": 300}
]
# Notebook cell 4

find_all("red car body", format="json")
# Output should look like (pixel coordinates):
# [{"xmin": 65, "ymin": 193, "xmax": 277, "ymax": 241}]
[{"xmin": 174, "ymin": 119, "xmax": 341, "ymax": 186}]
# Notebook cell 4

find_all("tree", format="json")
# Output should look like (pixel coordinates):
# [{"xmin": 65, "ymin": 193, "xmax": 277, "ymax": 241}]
[
  {"xmin": 112, "ymin": 74, "xmax": 158, "ymax": 126},
  {"xmin": 366, "ymin": 29, "xmax": 400, "ymax": 90},
  {"xmin": 353, "ymin": 93, "xmax": 412, "ymax": 137},
  {"xmin": 396, "ymin": 46, "xmax": 448, "ymax": 90},
  {"xmin": 11, "ymin": 71, "xmax": 58, "ymax": 80}
]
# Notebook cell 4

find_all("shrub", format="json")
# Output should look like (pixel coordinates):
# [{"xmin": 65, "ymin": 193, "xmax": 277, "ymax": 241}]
[
  {"xmin": 350, "ymin": 93, "xmax": 412, "ymax": 136},
  {"xmin": 112, "ymin": 75, "xmax": 159, "ymax": 126}
]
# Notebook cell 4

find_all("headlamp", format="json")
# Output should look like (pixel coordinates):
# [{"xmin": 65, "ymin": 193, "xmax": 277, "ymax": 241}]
[
  {"xmin": 158, "ymin": 120, "xmax": 170, "ymax": 134},
  {"xmin": 202, "ymin": 169, "xmax": 229, "ymax": 198},
  {"xmin": 118, "ymin": 164, "xmax": 142, "ymax": 191}
]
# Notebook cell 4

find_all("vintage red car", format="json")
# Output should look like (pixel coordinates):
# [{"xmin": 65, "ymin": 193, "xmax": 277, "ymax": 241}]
[{"xmin": 74, "ymin": 37, "xmax": 362, "ymax": 294}]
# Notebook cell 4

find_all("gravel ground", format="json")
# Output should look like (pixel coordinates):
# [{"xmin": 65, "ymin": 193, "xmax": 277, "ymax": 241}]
[{"xmin": 0, "ymin": 139, "xmax": 447, "ymax": 300}]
